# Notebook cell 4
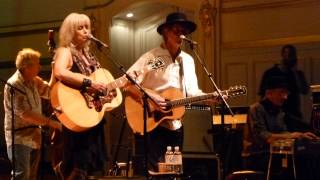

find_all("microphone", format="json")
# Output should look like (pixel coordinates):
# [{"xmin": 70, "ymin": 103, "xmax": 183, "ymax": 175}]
[
  {"xmin": 180, "ymin": 35, "xmax": 198, "ymax": 45},
  {"xmin": 87, "ymin": 34, "xmax": 109, "ymax": 48},
  {"xmin": 47, "ymin": 29, "xmax": 56, "ymax": 54}
]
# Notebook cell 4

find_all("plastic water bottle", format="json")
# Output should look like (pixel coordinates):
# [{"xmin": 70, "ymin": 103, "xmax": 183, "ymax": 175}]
[
  {"xmin": 127, "ymin": 160, "xmax": 133, "ymax": 177},
  {"xmin": 165, "ymin": 146, "xmax": 173, "ymax": 163},
  {"xmin": 173, "ymin": 146, "xmax": 183, "ymax": 173}
]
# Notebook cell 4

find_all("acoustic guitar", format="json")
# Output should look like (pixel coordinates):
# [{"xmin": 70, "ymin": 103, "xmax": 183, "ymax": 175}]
[
  {"xmin": 51, "ymin": 59, "xmax": 164, "ymax": 132},
  {"xmin": 125, "ymin": 85, "xmax": 247, "ymax": 134}
]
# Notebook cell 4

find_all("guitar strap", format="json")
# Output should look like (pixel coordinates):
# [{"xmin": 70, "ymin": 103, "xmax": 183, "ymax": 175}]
[
  {"xmin": 70, "ymin": 47, "xmax": 101, "ymax": 76},
  {"xmin": 178, "ymin": 57, "xmax": 188, "ymax": 98}
]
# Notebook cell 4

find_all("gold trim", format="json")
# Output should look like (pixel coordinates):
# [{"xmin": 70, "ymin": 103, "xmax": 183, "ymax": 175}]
[
  {"xmin": 222, "ymin": 0, "xmax": 319, "ymax": 13},
  {"xmin": 84, "ymin": 0, "xmax": 114, "ymax": 10},
  {"xmin": 222, "ymin": 35, "xmax": 320, "ymax": 49},
  {"xmin": 311, "ymin": 85, "xmax": 320, "ymax": 92},
  {"xmin": 0, "ymin": 20, "xmax": 61, "ymax": 35}
]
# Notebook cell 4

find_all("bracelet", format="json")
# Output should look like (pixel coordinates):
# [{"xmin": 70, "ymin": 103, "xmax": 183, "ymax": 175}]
[
  {"xmin": 81, "ymin": 78, "xmax": 92, "ymax": 91},
  {"xmin": 83, "ymin": 78, "xmax": 92, "ymax": 87}
]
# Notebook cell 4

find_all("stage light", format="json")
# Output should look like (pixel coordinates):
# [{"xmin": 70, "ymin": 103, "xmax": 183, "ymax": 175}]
[{"xmin": 126, "ymin": 13, "xmax": 134, "ymax": 18}]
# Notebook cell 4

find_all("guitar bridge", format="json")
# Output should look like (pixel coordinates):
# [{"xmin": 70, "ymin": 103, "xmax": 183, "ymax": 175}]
[{"xmin": 80, "ymin": 92, "xmax": 94, "ymax": 109}]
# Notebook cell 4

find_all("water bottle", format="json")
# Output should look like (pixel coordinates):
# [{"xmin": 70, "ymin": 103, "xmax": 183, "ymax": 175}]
[
  {"xmin": 165, "ymin": 146, "xmax": 173, "ymax": 163},
  {"xmin": 173, "ymin": 146, "xmax": 183, "ymax": 173},
  {"xmin": 127, "ymin": 160, "xmax": 133, "ymax": 177},
  {"xmin": 164, "ymin": 146, "xmax": 174, "ymax": 171}
]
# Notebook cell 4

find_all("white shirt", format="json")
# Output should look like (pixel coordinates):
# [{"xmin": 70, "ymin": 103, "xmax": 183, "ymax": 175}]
[
  {"xmin": 128, "ymin": 44, "xmax": 204, "ymax": 130},
  {"xmin": 4, "ymin": 70, "xmax": 50, "ymax": 149}
]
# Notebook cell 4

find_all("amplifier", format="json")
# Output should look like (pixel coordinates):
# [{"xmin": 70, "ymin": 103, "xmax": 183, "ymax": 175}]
[
  {"xmin": 183, "ymin": 152, "xmax": 222, "ymax": 180},
  {"xmin": 88, "ymin": 176, "xmax": 144, "ymax": 180},
  {"xmin": 311, "ymin": 85, "xmax": 320, "ymax": 104},
  {"xmin": 183, "ymin": 105, "xmax": 213, "ymax": 153}
]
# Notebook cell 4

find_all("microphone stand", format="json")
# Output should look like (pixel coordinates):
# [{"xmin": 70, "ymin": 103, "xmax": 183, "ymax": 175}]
[
  {"xmin": 185, "ymin": 41, "xmax": 233, "ymax": 179},
  {"xmin": 92, "ymin": 42, "xmax": 159, "ymax": 179},
  {"xmin": 185, "ymin": 42, "xmax": 234, "ymax": 117},
  {"xmin": 0, "ymin": 78, "xmax": 26, "ymax": 180},
  {"xmin": 108, "ymin": 114, "xmax": 127, "ymax": 176}
]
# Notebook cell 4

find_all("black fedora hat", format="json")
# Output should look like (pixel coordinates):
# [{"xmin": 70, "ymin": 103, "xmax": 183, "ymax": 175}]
[
  {"xmin": 265, "ymin": 76, "xmax": 289, "ymax": 90},
  {"xmin": 157, "ymin": 12, "xmax": 197, "ymax": 35}
]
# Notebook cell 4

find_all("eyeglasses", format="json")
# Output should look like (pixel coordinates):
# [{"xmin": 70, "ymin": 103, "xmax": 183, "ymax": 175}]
[{"xmin": 169, "ymin": 24, "xmax": 187, "ymax": 35}]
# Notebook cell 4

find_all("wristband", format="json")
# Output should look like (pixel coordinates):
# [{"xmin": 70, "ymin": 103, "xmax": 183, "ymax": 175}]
[
  {"xmin": 81, "ymin": 78, "xmax": 92, "ymax": 91},
  {"xmin": 83, "ymin": 78, "xmax": 92, "ymax": 87}
]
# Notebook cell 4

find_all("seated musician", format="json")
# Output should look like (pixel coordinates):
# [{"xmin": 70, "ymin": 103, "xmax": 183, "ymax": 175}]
[
  {"xmin": 4, "ymin": 48, "xmax": 62, "ymax": 180},
  {"xmin": 124, "ymin": 12, "xmax": 219, "ymax": 172},
  {"xmin": 243, "ymin": 76, "xmax": 319, "ymax": 179}
]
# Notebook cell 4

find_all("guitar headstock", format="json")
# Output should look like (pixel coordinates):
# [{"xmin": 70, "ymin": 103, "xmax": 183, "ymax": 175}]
[
  {"xmin": 47, "ymin": 29, "xmax": 56, "ymax": 57},
  {"xmin": 226, "ymin": 85, "xmax": 247, "ymax": 97}
]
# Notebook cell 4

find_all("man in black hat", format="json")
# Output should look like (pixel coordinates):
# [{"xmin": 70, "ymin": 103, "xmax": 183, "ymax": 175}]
[
  {"xmin": 258, "ymin": 45, "xmax": 310, "ymax": 131},
  {"xmin": 243, "ymin": 76, "xmax": 318, "ymax": 177},
  {"xmin": 126, "ymin": 12, "xmax": 216, "ymax": 171}
]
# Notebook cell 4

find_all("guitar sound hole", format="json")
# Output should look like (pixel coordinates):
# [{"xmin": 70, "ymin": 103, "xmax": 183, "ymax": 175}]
[{"xmin": 154, "ymin": 110, "xmax": 173, "ymax": 122}]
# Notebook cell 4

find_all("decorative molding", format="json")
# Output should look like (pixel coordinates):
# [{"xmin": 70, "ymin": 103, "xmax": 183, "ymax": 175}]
[
  {"xmin": 0, "ymin": 61, "xmax": 14, "ymax": 69},
  {"xmin": 0, "ymin": 58, "xmax": 52, "ymax": 69},
  {"xmin": 222, "ymin": 35, "xmax": 320, "ymax": 49},
  {"xmin": 0, "ymin": 20, "xmax": 61, "ymax": 36},
  {"xmin": 84, "ymin": 0, "xmax": 114, "ymax": 10},
  {"xmin": 222, "ymin": 0, "xmax": 319, "ymax": 12},
  {"xmin": 199, "ymin": 0, "xmax": 216, "ymax": 37},
  {"xmin": 224, "ymin": 62, "xmax": 249, "ymax": 104}
]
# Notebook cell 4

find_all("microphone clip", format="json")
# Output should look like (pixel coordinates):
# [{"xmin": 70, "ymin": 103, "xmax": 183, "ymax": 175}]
[
  {"xmin": 180, "ymin": 35, "xmax": 198, "ymax": 45},
  {"xmin": 87, "ymin": 34, "xmax": 109, "ymax": 49}
]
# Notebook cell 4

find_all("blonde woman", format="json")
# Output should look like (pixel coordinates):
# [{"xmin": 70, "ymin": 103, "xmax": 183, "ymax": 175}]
[{"xmin": 53, "ymin": 13, "xmax": 108, "ymax": 180}]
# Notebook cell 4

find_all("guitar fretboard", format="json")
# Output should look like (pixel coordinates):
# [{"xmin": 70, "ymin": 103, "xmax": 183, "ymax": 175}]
[
  {"xmin": 105, "ymin": 68, "xmax": 149, "ymax": 90},
  {"xmin": 166, "ymin": 86, "xmax": 246, "ymax": 107},
  {"xmin": 167, "ymin": 92, "xmax": 219, "ymax": 107},
  {"xmin": 106, "ymin": 76, "xmax": 128, "ymax": 90},
  {"xmin": 104, "ymin": 58, "xmax": 164, "ymax": 91}
]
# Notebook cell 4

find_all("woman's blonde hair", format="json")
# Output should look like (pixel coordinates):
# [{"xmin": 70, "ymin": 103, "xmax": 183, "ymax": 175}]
[
  {"xmin": 15, "ymin": 48, "xmax": 41, "ymax": 70},
  {"xmin": 59, "ymin": 13, "xmax": 91, "ymax": 48}
]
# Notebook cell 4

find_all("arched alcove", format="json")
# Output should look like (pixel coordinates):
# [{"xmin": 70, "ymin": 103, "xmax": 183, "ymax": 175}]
[{"xmin": 100, "ymin": 1, "xmax": 200, "ymax": 173}]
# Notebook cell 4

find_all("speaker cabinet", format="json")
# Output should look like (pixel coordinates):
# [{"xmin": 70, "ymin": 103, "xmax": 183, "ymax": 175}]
[
  {"xmin": 132, "ymin": 105, "xmax": 215, "ymax": 176},
  {"xmin": 183, "ymin": 153, "xmax": 222, "ymax": 180},
  {"xmin": 183, "ymin": 105, "xmax": 213, "ymax": 153}
]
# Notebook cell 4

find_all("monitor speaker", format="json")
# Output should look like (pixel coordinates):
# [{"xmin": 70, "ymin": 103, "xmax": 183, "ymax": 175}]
[{"xmin": 182, "ymin": 105, "xmax": 213, "ymax": 153}]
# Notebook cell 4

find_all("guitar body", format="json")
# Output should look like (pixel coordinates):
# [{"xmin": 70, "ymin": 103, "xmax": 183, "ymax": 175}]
[
  {"xmin": 51, "ymin": 68, "xmax": 122, "ymax": 132},
  {"xmin": 125, "ymin": 88, "xmax": 185, "ymax": 135},
  {"xmin": 125, "ymin": 85, "xmax": 247, "ymax": 134}
]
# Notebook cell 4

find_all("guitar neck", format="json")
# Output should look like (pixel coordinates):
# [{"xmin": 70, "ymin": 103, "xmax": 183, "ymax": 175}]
[
  {"xmin": 106, "ymin": 76, "xmax": 128, "ymax": 90},
  {"xmin": 167, "ymin": 92, "xmax": 218, "ymax": 107},
  {"xmin": 106, "ymin": 67, "xmax": 151, "ymax": 90},
  {"xmin": 105, "ymin": 58, "xmax": 165, "ymax": 91}
]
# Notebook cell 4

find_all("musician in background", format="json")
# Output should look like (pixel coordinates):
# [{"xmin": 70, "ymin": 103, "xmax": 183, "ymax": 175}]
[
  {"xmin": 53, "ymin": 13, "xmax": 109, "ymax": 179},
  {"xmin": 4, "ymin": 48, "xmax": 61, "ymax": 180},
  {"xmin": 259, "ymin": 44, "xmax": 310, "ymax": 131},
  {"xmin": 125, "ymin": 12, "xmax": 218, "ymax": 171},
  {"xmin": 243, "ymin": 76, "xmax": 318, "ymax": 178}
]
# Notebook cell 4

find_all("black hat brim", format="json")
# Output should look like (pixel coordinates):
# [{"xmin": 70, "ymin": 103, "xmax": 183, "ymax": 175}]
[
  {"xmin": 265, "ymin": 76, "xmax": 289, "ymax": 90},
  {"xmin": 157, "ymin": 20, "xmax": 197, "ymax": 35}
]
